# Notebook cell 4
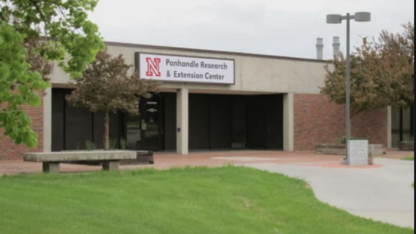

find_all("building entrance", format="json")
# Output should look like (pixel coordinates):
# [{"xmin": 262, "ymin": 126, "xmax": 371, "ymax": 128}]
[
  {"xmin": 188, "ymin": 94, "xmax": 283, "ymax": 151},
  {"xmin": 52, "ymin": 89, "xmax": 284, "ymax": 152},
  {"xmin": 126, "ymin": 94, "xmax": 164, "ymax": 151}
]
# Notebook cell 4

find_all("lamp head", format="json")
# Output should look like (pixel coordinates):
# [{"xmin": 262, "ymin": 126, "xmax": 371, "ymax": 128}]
[
  {"xmin": 354, "ymin": 12, "xmax": 371, "ymax": 22},
  {"xmin": 326, "ymin": 14, "xmax": 343, "ymax": 24}
]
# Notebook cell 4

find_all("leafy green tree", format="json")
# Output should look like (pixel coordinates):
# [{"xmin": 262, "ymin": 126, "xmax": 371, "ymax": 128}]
[
  {"xmin": 66, "ymin": 51, "xmax": 160, "ymax": 150},
  {"xmin": 321, "ymin": 22, "xmax": 414, "ymax": 116},
  {"xmin": 0, "ymin": 0, "xmax": 104, "ymax": 147}
]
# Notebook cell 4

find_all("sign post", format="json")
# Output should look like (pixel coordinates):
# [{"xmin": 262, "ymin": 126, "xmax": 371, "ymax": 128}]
[{"xmin": 347, "ymin": 140, "xmax": 369, "ymax": 166}]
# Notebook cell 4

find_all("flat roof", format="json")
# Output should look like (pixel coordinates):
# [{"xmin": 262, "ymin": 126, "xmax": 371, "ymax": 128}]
[{"xmin": 105, "ymin": 41, "xmax": 328, "ymax": 64}]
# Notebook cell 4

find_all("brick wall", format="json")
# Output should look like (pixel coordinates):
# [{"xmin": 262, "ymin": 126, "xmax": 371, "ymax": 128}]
[
  {"xmin": 351, "ymin": 108, "xmax": 388, "ymax": 147},
  {"xmin": 294, "ymin": 93, "xmax": 388, "ymax": 151},
  {"xmin": 0, "ymin": 94, "xmax": 43, "ymax": 160}
]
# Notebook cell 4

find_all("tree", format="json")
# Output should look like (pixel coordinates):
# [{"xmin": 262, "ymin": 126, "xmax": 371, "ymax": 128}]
[
  {"xmin": 0, "ymin": 0, "xmax": 104, "ymax": 147},
  {"xmin": 321, "ymin": 22, "xmax": 414, "ymax": 116},
  {"xmin": 376, "ymin": 22, "xmax": 414, "ymax": 108},
  {"xmin": 25, "ymin": 37, "xmax": 53, "ymax": 83},
  {"xmin": 66, "ymin": 51, "xmax": 160, "ymax": 150}
]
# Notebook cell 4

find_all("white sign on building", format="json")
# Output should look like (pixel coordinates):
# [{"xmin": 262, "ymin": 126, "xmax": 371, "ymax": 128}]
[
  {"xmin": 348, "ymin": 140, "xmax": 369, "ymax": 166},
  {"xmin": 138, "ymin": 53, "xmax": 235, "ymax": 85}
]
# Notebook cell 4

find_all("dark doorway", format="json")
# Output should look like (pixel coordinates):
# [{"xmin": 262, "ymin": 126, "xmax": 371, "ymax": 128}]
[
  {"xmin": 140, "ymin": 95, "xmax": 164, "ymax": 151},
  {"xmin": 124, "ymin": 93, "xmax": 176, "ymax": 151}
]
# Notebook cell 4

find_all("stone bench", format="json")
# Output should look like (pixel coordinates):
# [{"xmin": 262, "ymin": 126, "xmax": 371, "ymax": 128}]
[
  {"xmin": 62, "ymin": 151, "xmax": 154, "ymax": 166},
  {"xmin": 399, "ymin": 141, "xmax": 414, "ymax": 151},
  {"xmin": 23, "ymin": 150, "xmax": 137, "ymax": 173},
  {"xmin": 121, "ymin": 151, "xmax": 154, "ymax": 165},
  {"xmin": 315, "ymin": 144, "xmax": 386, "ymax": 155}
]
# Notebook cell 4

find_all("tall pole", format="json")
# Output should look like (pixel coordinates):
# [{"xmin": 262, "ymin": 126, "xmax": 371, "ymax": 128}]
[
  {"xmin": 345, "ymin": 13, "xmax": 351, "ymax": 163},
  {"xmin": 327, "ymin": 12, "xmax": 370, "ymax": 165}
]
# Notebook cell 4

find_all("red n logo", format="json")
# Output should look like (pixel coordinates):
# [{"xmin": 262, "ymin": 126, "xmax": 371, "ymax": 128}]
[{"xmin": 146, "ymin": 57, "xmax": 161, "ymax": 77}]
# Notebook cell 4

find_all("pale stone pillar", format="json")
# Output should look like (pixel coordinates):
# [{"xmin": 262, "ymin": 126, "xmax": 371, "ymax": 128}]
[
  {"xmin": 387, "ymin": 106, "xmax": 392, "ymax": 149},
  {"xmin": 43, "ymin": 87, "xmax": 52, "ymax": 152},
  {"xmin": 43, "ymin": 162, "xmax": 60, "ymax": 173},
  {"xmin": 176, "ymin": 88, "xmax": 189, "ymax": 155},
  {"xmin": 283, "ymin": 93, "xmax": 294, "ymax": 151}
]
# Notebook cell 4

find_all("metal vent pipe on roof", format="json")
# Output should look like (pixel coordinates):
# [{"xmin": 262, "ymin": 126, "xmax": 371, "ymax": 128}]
[
  {"xmin": 333, "ymin": 36, "xmax": 340, "ymax": 58},
  {"xmin": 316, "ymin": 38, "xmax": 324, "ymax": 60}
]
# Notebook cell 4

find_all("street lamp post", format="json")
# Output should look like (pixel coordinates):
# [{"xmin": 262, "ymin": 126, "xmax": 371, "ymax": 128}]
[{"xmin": 326, "ymin": 12, "xmax": 371, "ymax": 164}]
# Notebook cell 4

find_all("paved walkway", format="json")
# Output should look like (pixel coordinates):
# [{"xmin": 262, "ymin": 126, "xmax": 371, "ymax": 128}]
[
  {"xmin": 247, "ymin": 158, "xmax": 414, "ymax": 228},
  {"xmin": 0, "ymin": 150, "xmax": 411, "ymax": 175},
  {"xmin": 0, "ymin": 150, "xmax": 342, "ymax": 175},
  {"xmin": 0, "ymin": 150, "xmax": 413, "ymax": 228}
]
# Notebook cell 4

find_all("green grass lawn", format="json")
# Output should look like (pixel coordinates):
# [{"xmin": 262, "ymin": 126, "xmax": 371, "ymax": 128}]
[
  {"xmin": 0, "ymin": 166, "xmax": 412, "ymax": 234},
  {"xmin": 402, "ymin": 156, "xmax": 414, "ymax": 161}
]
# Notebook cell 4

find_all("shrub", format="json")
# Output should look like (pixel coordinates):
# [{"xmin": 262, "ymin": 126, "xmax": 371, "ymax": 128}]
[
  {"xmin": 337, "ymin": 136, "xmax": 367, "ymax": 145},
  {"xmin": 85, "ymin": 141, "xmax": 96, "ymax": 151},
  {"xmin": 120, "ymin": 139, "xmax": 127, "ymax": 150},
  {"xmin": 109, "ymin": 139, "xmax": 117, "ymax": 150}
]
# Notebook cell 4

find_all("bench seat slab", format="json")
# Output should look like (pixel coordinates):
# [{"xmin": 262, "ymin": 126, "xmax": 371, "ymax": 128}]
[{"xmin": 24, "ymin": 151, "xmax": 137, "ymax": 162}]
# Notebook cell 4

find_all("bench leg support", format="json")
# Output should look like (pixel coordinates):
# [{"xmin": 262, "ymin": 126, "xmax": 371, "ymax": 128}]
[
  {"xmin": 43, "ymin": 162, "xmax": 60, "ymax": 173},
  {"xmin": 102, "ymin": 161, "xmax": 119, "ymax": 171}
]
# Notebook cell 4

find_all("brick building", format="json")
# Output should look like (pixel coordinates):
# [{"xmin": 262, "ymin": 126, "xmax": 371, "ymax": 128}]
[{"xmin": 0, "ymin": 38, "xmax": 411, "ymax": 160}]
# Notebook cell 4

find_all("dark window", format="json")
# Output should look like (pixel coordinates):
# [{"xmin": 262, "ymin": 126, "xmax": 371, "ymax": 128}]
[
  {"xmin": 51, "ymin": 91, "xmax": 65, "ymax": 151},
  {"xmin": 246, "ymin": 96, "xmax": 267, "ymax": 149},
  {"xmin": 52, "ymin": 88, "xmax": 123, "ymax": 151},
  {"xmin": 231, "ymin": 96, "xmax": 246, "ymax": 149},
  {"xmin": 209, "ymin": 95, "xmax": 231, "ymax": 149},
  {"xmin": 266, "ymin": 95, "xmax": 284, "ymax": 149},
  {"xmin": 52, "ymin": 88, "xmax": 284, "ymax": 152},
  {"xmin": 65, "ymin": 102, "xmax": 93, "ymax": 150},
  {"xmin": 163, "ymin": 93, "xmax": 177, "ymax": 151},
  {"xmin": 189, "ymin": 94, "xmax": 210, "ymax": 150}
]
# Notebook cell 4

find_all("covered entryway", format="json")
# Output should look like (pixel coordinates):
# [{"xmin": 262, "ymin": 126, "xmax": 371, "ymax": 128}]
[
  {"xmin": 188, "ymin": 94, "xmax": 284, "ymax": 151},
  {"xmin": 51, "ymin": 88, "xmax": 284, "ymax": 152}
]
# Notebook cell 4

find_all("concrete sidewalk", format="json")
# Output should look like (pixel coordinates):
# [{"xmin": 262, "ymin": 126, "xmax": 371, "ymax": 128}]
[
  {"xmin": 0, "ymin": 150, "xmax": 343, "ymax": 175},
  {"xmin": 0, "ymin": 150, "xmax": 411, "ymax": 175},
  {"xmin": 246, "ymin": 158, "xmax": 414, "ymax": 228}
]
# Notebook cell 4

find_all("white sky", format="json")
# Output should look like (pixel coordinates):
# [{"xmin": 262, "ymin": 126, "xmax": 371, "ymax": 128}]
[{"xmin": 88, "ymin": 0, "xmax": 414, "ymax": 59}]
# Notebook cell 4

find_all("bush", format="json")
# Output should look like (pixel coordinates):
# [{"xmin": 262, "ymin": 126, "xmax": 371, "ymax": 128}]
[
  {"xmin": 109, "ymin": 139, "xmax": 117, "ymax": 150},
  {"xmin": 337, "ymin": 136, "xmax": 367, "ymax": 145},
  {"xmin": 120, "ymin": 139, "xmax": 127, "ymax": 150},
  {"xmin": 85, "ymin": 141, "xmax": 96, "ymax": 150}
]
